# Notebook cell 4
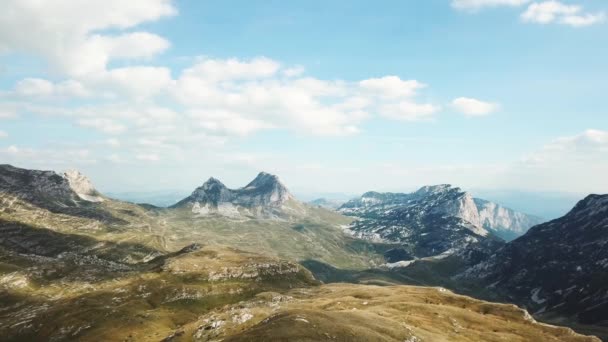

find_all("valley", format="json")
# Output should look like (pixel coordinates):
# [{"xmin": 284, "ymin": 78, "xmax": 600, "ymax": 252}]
[{"xmin": 0, "ymin": 164, "xmax": 606, "ymax": 341}]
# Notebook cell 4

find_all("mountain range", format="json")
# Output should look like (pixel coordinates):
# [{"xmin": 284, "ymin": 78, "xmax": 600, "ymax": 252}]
[
  {"xmin": 0, "ymin": 163, "xmax": 605, "ymax": 341},
  {"xmin": 338, "ymin": 185, "xmax": 543, "ymax": 261}
]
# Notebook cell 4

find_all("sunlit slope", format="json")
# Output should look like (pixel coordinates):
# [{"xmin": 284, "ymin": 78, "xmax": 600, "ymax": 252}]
[{"xmin": 165, "ymin": 284, "xmax": 599, "ymax": 342}]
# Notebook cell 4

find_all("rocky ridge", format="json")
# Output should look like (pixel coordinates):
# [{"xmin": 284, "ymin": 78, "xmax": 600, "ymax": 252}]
[
  {"xmin": 457, "ymin": 194, "xmax": 608, "ymax": 330},
  {"xmin": 171, "ymin": 172, "xmax": 300, "ymax": 218}
]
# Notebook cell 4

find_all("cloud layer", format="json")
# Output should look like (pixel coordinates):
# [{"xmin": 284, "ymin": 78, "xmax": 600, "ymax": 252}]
[{"xmin": 453, "ymin": 0, "xmax": 605, "ymax": 27}]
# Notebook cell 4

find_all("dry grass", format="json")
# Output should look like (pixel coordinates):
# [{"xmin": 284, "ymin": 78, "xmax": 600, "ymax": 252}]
[{"xmin": 171, "ymin": 284, "xmax": 600, "ymax": 342}]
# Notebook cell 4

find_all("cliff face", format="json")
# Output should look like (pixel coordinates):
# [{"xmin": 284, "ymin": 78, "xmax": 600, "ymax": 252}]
[{"xmin": 474, "ymin": 198, "xmax": 544, "ymax": 240}]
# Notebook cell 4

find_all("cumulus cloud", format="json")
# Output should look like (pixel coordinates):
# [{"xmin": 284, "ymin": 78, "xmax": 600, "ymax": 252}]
[
  {"xmin": 521, "ymin": 1, "xmax": 605, "ymax": 27},
  {"xmin": 0, "ymin": 0, "xmax": 176, "ymax": 76},
  {"xmin": 359, "ymin": 76, "xmax": 426, "ymax": 98},
  {"xmin": 0, "ymin": 131, "xmax": 7, "ymax": 138},
  {"xmin": 452, "ymin": 97, "xmax": 499, "ymax": 116},
  {"xmin": 14, "ymin": 78, "xmax": 89, "ymax": 98},
  {"xmin": 452, "ymin": 0, "xmax": 531, "ymax": 11},
  {"xmin": 524, "ymin": 129, "xmax": 608, "ymax": 163}
]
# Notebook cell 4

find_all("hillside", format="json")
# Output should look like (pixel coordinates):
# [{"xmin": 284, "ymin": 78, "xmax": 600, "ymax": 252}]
[{"xmin": 457, "ymin": 194, "xmax": 608, "ymax": 338}]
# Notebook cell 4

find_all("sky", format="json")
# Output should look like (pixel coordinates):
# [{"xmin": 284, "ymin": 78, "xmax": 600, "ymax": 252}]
[{"xmin": 0, "ymin": 0, "xmax": 607, "ymax": 197}]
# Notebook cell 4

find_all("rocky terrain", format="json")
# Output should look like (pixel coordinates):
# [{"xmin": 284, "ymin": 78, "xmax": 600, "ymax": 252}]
[
  {"xmin": 339, "ymin": 186, "xmax": 498, "ymax": 260},
  {"xmin": 338, "ymin": 185, "xmax": 542, "ymax": 263},
  {"xmin": 0, "ymin": 164, "xmax": 604, "ymax": 341},
  {"xmin": 457, "ymin": 194, "xmax": 608, "ymax": 338}
]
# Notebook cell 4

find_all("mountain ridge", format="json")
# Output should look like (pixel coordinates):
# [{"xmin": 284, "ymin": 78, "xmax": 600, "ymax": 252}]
[
  {"xmin": 457, "ymin": 193, "xmax": 608, "ymax": 332},
  {"xmin": 171, "ymin": 171, "xmax": 297, "ymax": 218}
]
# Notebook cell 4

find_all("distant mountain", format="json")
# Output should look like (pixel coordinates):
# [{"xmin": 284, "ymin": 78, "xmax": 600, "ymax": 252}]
[
  {"xmin": 106, "ymin": 190, "xmax": 188, "ymax": 207},
  {"xmin": 338, "ymin": 184, "xmax": 541, "ymax": 259},
  {"xmin": 308, "ymin": 198, "xmax": 344, "ymax": 210},
  {"xmin": 171, "ymin": 172, "xmax": 307, "ymax": 219},
  {"xmin": 458, "ymin": 194, "xmax": 608, "ymax": 328}
]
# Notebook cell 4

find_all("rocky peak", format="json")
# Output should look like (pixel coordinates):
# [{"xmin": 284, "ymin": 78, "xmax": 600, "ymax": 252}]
[
  {"xmin": 414, "ymin": 184, "xmax": 456, "ymax": 196},
  {"xmin": 172, "ymin": 172, "xmax": 295, "ymax": 218},
  {"xmin": 63, "ymin": 169, "xmax": 104, "ymax": 202},
  {"xmin": 240, "ymin": 172, "xmax": 292, "ymax": 203}
]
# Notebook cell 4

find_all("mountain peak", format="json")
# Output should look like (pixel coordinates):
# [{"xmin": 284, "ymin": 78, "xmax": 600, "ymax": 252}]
[
  {"xmin": 414, "ymin": 184, "xmax": 459, "ymax": 196},
  {"xmin": 245, "ymin": 172, "xmax": 282, "ymax": 188},
  {"xmin": 201, "ymin": 177, "xmax": 227, "ymax": 189},
  {"xmin": 172, "ymin": 172, "xmax": 294, "ymax": 217}
]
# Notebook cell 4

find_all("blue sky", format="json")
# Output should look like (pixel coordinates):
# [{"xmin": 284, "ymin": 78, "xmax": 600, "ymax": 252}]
[{"xmin": 0, "ymin": 0, "xmax": 607, "ymax": 196}]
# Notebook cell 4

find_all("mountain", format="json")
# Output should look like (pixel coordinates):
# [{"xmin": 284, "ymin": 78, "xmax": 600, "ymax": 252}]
[
  {"xmin": 457, "ymin": 194, "xmax": 608, "ymax": 335},
  {"xmin": 475, "ymin": 198, "xmax": 544, "ymax": 241},
  {"xmin": 0, "ymin": 164, "xmax": 120, "ymax": 223},
  {"xmin": 171, "ymin": 172, "xmax": 303, "ymax": 218},
  {"xmin": 308, "ymin": 198, "xmax": 345, "ymax": 210},
  {"xmin": 338, "ymin": 185, "xmax": 497, "ymax": 259},
  {"xmin": 0, "ymin": 164, "xmax": 602, "ymax": 341},
  {"xmin": 338, "ymin": 184, "xmax": 542, "ymax": 261}
]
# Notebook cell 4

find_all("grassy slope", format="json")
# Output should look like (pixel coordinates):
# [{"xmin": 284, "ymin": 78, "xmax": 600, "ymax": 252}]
[
  {"xmin": 0, "ymin": 194, "xmax": 603, "ymax": 341},
  {"xmin": 168, "ymin": 284, "xmax": 599, "ymax": 342}
]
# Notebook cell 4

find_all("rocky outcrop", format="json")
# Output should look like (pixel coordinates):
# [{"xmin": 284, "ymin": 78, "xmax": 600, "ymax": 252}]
[
  {"xmin": 63, "ymin": 169, "xmax": 104, "ymax": 202},
  {"xmin": 171, "ymin": 172, "xmax": 295, "ymax": 218}
]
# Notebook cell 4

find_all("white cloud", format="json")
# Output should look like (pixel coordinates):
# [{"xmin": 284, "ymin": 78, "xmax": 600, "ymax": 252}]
[
  {"xmin": 0, "ymin": 109, "xmax": 17, "ymax": 119},
  {"xmin": 525, "ymin": 129, "xmax": 608, "ymax": 163},
  {"xmin": 380, "ymin": 101, "xmax": 440, "ymax": 121},
  {"xmin": 0, "ymin": 145, "xmax": 97, "ymax": 166},
  {"xmin": 283, "ymin": 66, "xmax": 305, "ymax": 77},
  {"xmin": 183, "ymin": 57, "xmax": 281, "ymax": 81},
  {"xmin": 452, "ymin": 97, "xmax": 499, "ymax": 117},
  {"xmin": 14, "ymin": 78, "xmax": 89, "ymax": 98},
  {"xmin": 0, "ymin": 131, "xmax": 7, "ymax": 138},
  {"xmin": 78, "ymin": 118, "xmax": 127, "ymax": 135},
  {"xmin": 505, "ymin": 129, "xmax": 608, "ymax": 193},
  {"xmin": 452, "ymin": 0, "xmax": 531, "ymax": 11},
  {"xmin": 521, "ymin": 1, "xmax": 605, "ymax": 27},
  {"xmin": 0, "ymin": 0, "xmax": 176, "ymax": 76},
  {"xmin": 359, "ymin": 76, "xmax": 426, "ymax": 98}
]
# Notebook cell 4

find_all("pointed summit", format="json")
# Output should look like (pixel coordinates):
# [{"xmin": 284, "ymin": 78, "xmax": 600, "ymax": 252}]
[
  {"xmin": 241, "ymin": 171, "xmax": 292, "ymax": 205},
  {"xmin": 200, "ymin": 177, "xmax": 227, "ymax": 191}
]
